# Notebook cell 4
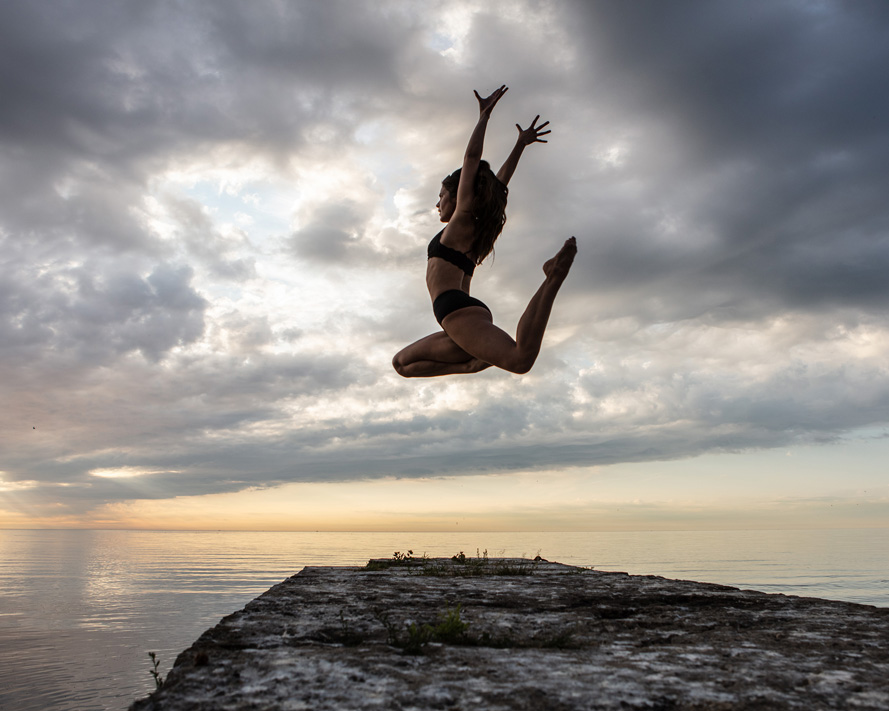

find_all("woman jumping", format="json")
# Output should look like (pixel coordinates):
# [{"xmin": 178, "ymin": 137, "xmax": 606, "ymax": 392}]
[{"xmin": 392, "ymin": 85, "xmax": 577, "ymax": 378}]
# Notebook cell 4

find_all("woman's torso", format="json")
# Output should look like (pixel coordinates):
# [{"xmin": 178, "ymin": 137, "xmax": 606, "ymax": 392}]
[{"xmin": 426, "ymin": 226, "xmax": 476, "ymax": 300}]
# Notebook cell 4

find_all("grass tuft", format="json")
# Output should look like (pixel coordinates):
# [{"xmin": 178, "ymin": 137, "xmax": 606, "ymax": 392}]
[{"xmin": 147, "ymin": 652, "xmax": 164, "ymax": 689}]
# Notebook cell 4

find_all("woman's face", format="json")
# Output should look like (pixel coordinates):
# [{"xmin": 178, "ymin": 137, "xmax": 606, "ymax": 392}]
[{"xmin": 436, "ymin": 185, "xmax": 455, "ymax": 223}]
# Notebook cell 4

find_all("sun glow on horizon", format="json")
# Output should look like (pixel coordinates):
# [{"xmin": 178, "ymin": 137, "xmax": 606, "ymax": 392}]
[{"xmin": 5, "ymin": 439, "xmax": 887, "ymax": 532}]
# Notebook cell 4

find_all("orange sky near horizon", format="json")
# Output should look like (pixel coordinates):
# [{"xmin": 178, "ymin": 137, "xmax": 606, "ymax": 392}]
[{"xmin": 4, "ymin": 438, "xmax": 888, "ymax": 531}]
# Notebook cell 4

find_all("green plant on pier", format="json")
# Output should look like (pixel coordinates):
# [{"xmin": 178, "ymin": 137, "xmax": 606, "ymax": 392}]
[
  {"xmin": 402, "ymin": 621, "xmax": 434, "ymax": 654},
  {"xmin": 147, "ymin": 652, "xmax": 164, "ymax": 689},
  {"xmin": 375, "ymin": 603, "xmax": 471, "ymax": 655},
  {"xmin": 365, "ymin": 549, "xmax": 540, "ymax": 576},
  {"xmin": 431, "ymin": 603, "xmax": 470, "ymax": 643},
  {"xmin": 365, "ymin": 549, "xmax": 430, "ymax": 570}
]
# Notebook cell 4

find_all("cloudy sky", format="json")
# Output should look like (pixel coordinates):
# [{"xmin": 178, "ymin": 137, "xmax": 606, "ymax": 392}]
[{"xmin": 2, "ymin": 0, "xmax": 888, "ymax": 531}]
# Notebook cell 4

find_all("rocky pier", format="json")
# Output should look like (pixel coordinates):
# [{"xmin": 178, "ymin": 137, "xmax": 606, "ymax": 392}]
[{"xmin": 131, "ymin": 556, "xmax": 889, "ymax": 710}]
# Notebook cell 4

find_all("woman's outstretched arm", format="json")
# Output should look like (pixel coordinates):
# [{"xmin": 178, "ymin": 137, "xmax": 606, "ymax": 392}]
[
  {"xmin": 496, "ymin": 115, "xmax": 551, "ymax": 186},
  {"xmin": 450, "ymin": 86, "xmax": 508, "ymax": 231}
]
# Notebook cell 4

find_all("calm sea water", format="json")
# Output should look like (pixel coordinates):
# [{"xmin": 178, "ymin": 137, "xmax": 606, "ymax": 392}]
[{"xmin": 1, "ymin": 528, "xmax": 887, "ymax": 711}]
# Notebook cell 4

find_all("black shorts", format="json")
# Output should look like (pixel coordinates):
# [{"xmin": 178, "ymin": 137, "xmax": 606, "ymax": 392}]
[{"xmin": 432, "ymin": 289, "xmax": 491, "ymax": 326}]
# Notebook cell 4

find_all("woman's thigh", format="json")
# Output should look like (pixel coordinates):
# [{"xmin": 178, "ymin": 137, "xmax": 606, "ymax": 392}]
[
  {"xmin": 442, "ymin": 307, "xmax": 518, "ymax": 365},
  {"xmin": 395, "ymin": 330, "xmax": 473, "ymax": 365}
]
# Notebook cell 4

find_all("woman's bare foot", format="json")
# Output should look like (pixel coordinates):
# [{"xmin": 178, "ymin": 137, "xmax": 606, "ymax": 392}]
[{"xmin": 543, "ymin": 236, "xmax": 577, "ymax": 282}]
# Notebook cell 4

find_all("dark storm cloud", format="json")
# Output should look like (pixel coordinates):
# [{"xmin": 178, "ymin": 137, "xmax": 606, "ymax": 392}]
[
  {"xmin": 1, "ymin": 259, "xmax": 206, "ymax": 368},
  {"xmin": 4, "ymin": 347, "xmax": 370, "ymax": 487},
  {"xmin": 556, "ymin": 0, "xmax": 889, "ymax": 320},
  {"xmin": 0, "ymin": 0, "xmax": 415, "ymax": 245},
  {"xmin": 572, "ymin": 1, "xmax": 889, "ymax": 161},
  {"xmin": 0, "ymin": 1, "xmax": 407, "ymax": 154}
]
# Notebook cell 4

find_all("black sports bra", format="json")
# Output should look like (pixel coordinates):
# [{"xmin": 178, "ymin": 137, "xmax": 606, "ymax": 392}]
[{"xmin": 427, "ymin": 230, "xmax": 475, "ymax": 276}]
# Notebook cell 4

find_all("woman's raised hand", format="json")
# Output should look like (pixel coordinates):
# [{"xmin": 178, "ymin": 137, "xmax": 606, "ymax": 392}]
[
  {"xmin": 474, "ymin": 85, "xmax": 508, "ymax": 117},
  {"xmin": 516, "ymin": 115, "xmax": 551, "ymax": 145}
]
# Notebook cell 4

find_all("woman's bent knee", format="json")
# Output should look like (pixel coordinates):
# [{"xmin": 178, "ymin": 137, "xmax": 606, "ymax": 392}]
[
  {"xmin": 392, "ymin": 354, "xmax": 408, "ymax": 377},
  {"xmin": 504, "ymin": 352, "xmax": 536, "ymax": 375}
]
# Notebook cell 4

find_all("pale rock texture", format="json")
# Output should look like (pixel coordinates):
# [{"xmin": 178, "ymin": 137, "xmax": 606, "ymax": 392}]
[{"xmin": 130, "ymin": 557, "xmax": 889, "ymax": 710}]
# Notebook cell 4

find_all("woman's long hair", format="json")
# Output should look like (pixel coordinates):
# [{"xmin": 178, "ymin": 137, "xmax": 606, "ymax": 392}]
[{"xmin": 441, "ymin": 160, "xmax": 508, "ymax": 264}]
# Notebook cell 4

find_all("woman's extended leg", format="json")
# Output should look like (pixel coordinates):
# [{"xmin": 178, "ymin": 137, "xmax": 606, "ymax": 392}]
[
  {"xmin": 442, "ymin": 237, "xmax": 576, "ymax": 374},
  {"xmin": 392, "ymin": 331, "xmax": 491, "ymax": 377}
]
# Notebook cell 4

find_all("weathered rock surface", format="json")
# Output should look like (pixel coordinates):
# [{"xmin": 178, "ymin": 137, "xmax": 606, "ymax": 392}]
[{"xmin": 131, "ymin": 557, "xmax": 889, "ymax": 710}]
